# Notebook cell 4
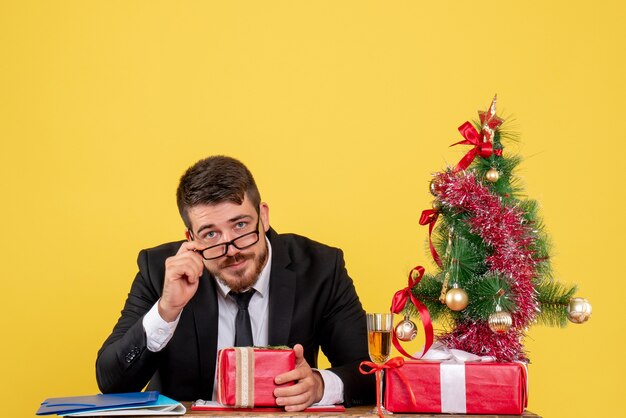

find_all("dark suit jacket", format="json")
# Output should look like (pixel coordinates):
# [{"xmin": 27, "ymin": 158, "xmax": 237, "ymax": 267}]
[{"xmin": 96, "ymin": 229, "xmax": 374, "ymax": 406}]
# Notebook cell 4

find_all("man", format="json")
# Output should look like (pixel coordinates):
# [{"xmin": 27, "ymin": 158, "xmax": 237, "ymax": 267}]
[{"xmin": 96, "ymin": 156, "xmax": 374, "ymax": 410}]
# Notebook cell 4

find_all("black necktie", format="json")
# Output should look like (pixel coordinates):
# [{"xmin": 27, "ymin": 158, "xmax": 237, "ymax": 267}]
[{"xmin": 230, "ymin": 290, "xmax": 255, "ymax": 347}]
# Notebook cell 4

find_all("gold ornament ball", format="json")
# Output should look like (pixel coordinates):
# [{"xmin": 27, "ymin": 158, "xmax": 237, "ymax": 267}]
[
  {"xmin": 568, "ymin": 297, "xmax": 592, "ymax": 324},
  {"xmin": 488, "ymin": 310, "xmax": 512, "ymax": 334},
  {"xmin": 486, "ymin": 168, "xmax": 500, "ymax": 183},
  {"xmin": 429, "ymin": 179, "xmax": 440, "ymax": 196},
  {"xmin": 432, "ymin": 199, "xmax": 441, "ymax": 211},
  {"xmin": 394, "ymin": 317, "xmax": 418, "ymax": 342},
  {"xmin": 445, "ymin": 287, "xmax": 469, "ymax": 311}
]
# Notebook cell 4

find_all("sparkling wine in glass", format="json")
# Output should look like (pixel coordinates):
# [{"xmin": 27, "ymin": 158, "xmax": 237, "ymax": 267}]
[
  {"xmin": 367, "ymin": 313, "xmax": 393, "ymax": 415},
  {"xmin": 368, "ymin": 327, "xmax": 392, "ymax": 364}
]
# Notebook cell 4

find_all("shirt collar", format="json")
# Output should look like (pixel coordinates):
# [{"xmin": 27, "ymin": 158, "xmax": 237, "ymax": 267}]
[{"xmin": 214, "ymin": 236, "xmax": 272, "ymax": 299}]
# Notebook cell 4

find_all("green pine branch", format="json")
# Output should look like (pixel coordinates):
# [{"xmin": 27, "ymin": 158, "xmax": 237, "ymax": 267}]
[
  {"xmin": 462, "ymin": 272, "xmax": 515, "ymax": 320},
  {"xmin": 407, "ymin": 273, "xmax": 452, "ymax": 322},
  {"xmin": 535, "ymin": 280, "xmax": 577, "ymax": 327}
]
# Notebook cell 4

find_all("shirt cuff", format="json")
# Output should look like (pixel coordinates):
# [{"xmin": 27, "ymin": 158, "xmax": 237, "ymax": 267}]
[
  {"xmin": 314, "ymin": 369, "xmax": 344, "ymax": 405},
  {"xmin": 142, "ymin": 301, "xmax": 181, "ymax": 352}
]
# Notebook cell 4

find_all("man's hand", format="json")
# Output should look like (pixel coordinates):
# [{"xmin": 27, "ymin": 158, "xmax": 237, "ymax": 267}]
[
  {"xmin": 158, "ymin": 241, "xmax": 205, "ymax": 322},
  {"xmin": 273, "ymin": 344, "xmax": 325, "ymax": 411}
]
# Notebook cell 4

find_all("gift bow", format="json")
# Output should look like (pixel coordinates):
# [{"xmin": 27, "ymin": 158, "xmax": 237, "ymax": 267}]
[
  {"xmin": 359, "ymin": 357, "xmax": 415, "ymax": 418},
  {"xmin": 419, "ymin": 209, "xmax": 442, "ymax": 268},
  {"xmin": 416, "ymin": 341, "xmax": 496, "ymax": 363},
  {"xmin": 359, "ymin": 356, "xmax": 406, "ymax": 374},
  {"xmin": 390, "ymin": 266, "xmax": 434, "ymax": 360},
  {"xmin": 451, "ymin": 121, "xmax": 495, "ymax": 172}
]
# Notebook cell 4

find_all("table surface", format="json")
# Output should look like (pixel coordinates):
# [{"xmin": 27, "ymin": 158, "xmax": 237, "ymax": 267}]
[{"xmin": 108, "ymin": 403, "xmax": 541, "ymax": 417}]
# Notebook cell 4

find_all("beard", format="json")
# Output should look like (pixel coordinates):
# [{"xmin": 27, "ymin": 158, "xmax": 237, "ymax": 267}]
[{"xmin": 209, "ymin": 244, "xmax": 269, "ymax": 293}]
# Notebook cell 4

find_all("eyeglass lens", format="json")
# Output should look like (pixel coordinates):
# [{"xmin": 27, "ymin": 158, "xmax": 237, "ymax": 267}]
[{"xmin": 201, "ymin": 231, "xmax": 259, "ymax": 259}]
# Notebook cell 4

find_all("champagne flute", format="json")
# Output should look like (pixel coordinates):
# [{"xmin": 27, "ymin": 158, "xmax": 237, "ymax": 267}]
[{"xmin": 367, "ymin": 313, "xmax": 393, "ymax": 415}]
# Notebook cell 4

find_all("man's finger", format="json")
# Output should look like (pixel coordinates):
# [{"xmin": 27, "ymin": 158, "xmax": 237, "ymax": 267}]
[
  {"xmin": 275, "ymin": 380, "xmax": 314, "ymax": 410},
  {"xmin": 274, "ymin": 366, "xmax": 307, "ymax": 386},
  {"xmin": 274, "ymin": 374, "xmax": 309, "ymax": 397},
  {"xmin": 292, "ymin": 344, "xmax": 306, "ymax": 365},
  {"xmin": 176, "ymin": 240, "xmax": 206, "ymax": 255},
  {"xmin": 167, "ymin": 250, "xmax": 204, "ymax": 278},
  {"xmin": 275, "ymin": 387, "xmax": 308, "ymax": 403},
  {"xmin": 165, "ymin": 261, "xmax": 201, "ymax": 282},
  {"xmin": 285, "ymin": 403, "xmax": 310, "ymax": 412}
]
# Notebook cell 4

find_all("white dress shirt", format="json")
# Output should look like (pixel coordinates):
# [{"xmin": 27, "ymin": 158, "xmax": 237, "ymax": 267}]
[{"xmin": 142, "ymin": 238, "xmax": 344, "ymax": 405}]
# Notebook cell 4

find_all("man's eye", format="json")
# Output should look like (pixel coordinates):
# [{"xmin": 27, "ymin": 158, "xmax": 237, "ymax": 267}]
[
  {"xmin": 203, "ymin": 231, "xmax": 217, "ymax": 240},
  {"xmin": 235, "ymin": 221, "xmax": 247, "ymax": 229}
]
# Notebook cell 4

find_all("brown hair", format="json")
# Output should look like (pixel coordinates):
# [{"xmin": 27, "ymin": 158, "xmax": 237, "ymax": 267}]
[{"xmin": 176, "ymin": 156, "xmax": 261, "ymax": 228}]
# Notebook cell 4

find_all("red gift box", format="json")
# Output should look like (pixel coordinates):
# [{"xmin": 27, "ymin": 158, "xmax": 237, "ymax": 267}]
[
  {"xmin": 217, "ymin": 347, "xmax": 295, "ymax": 407},
  {"xmin": 384, "ymin": 361, "xmax": 528, "ymax": 414}
]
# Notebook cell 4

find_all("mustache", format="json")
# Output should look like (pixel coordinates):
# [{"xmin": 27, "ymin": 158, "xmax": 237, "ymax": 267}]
[{"xmin": 219, "ymin": 253, "xmax": 252, "ymax": 268}]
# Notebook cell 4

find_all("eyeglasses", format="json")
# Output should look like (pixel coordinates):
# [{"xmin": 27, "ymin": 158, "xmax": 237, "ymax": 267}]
[{"xmin": 194, "ymin": 226, "xmax": 260, "ymax": 260}]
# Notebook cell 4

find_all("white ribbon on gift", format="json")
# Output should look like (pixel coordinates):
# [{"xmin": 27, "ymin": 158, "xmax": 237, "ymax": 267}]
[
  {"xmin": 413, "ymin": 342, "xmax": 495, "ymax": 414},
  {"xmin": 416, "ymin": 341, "xmax": 497, "ymax": 363}
]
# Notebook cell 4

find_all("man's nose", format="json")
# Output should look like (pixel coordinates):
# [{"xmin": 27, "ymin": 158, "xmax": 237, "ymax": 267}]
[{"xmin": 225, "ymin": 241, "xmax": 241, "ymax": 256}]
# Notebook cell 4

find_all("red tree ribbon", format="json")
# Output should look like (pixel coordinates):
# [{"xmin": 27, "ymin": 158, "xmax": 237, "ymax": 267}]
[
  {"xmin": 451, "ymin": 121, "xmax": 494, "ymax": 172},
  {"xmin": 389, "ymin": 266, "xmax": 434, "ymax": 360},
  {"xmin": 359, "ymin": 357, "xmax": 415, "ymax": 418},
  {"xmin": 419, "ymin": 209, "xmax": 442, "ymax": 268}
]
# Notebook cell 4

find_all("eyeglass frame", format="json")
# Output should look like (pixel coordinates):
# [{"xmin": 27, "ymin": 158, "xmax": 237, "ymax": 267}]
[{"xmin": 188, "ymin": 215, "xmax": 262, "ymax": 260}]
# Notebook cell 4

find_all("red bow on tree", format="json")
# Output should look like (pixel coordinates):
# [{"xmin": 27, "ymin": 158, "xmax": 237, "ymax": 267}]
[
  {"xmin": 419, "ymin": 209, "xmax": 442, "ymax": 267},
  {"xmin": 389, "ymin": 266, "xmax": 433, "ymax": 359},
  {"xmin": 451, "ymin": 95, "xmax": 503, "ymax": 172}
]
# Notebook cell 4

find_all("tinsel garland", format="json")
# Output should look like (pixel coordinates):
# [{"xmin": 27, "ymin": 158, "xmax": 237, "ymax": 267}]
[{"xmin": 434, "ymin": 170, "xmax": 539, "ymax": 361}]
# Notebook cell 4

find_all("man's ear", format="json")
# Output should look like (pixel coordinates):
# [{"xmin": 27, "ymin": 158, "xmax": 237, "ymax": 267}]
[
  {"xmin": 259, "ymin": 202, "xmax": 270, "ymax": 232},
  {"xmin": 185, "ymin": 230, "xmax": 192, "ymax": 241}
]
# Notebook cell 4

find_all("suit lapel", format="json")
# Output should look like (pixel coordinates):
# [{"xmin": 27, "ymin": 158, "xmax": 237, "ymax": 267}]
[
  {"xmin": 267, "ymin": 230, "xmax": 296, "ymax": 346},
  {"xmin": 190, "ymin": 268, "xmax": 219, "ymax": 396}
]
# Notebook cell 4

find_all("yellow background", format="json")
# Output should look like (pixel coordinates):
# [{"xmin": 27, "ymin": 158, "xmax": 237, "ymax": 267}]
[{"xmin": 1, "ymin": 2, "xmax": 623, "ymax": 417}]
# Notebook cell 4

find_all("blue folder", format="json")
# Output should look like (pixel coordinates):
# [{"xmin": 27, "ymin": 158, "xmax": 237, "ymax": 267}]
[{"xmin": 36, "ymin": 391, "xmax": 159, "ymax": 415}]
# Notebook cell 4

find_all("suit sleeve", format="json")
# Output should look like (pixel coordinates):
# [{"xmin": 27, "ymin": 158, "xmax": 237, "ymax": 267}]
[
  {"xmin": 95, "ymin": 249, "xmax": 163, "ymax": 393},
  {"xmin": 320, "ymin": 249, "xmax": 376, "ymax": 407}
]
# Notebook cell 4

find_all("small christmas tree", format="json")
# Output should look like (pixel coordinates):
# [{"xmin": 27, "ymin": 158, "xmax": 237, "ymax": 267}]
[{"xmin": 401, "ymin": 96, "xmax": 591, "ymax": 362}]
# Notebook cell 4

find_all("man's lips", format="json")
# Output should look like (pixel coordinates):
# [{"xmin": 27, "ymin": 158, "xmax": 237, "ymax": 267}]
[
  {"xmin": 224, "ymin": 260, "xmax": 245, "ymax": 269},
  {"xmin": 221, "ymin": 255, "xmax": 250, "ymax": 269}
]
